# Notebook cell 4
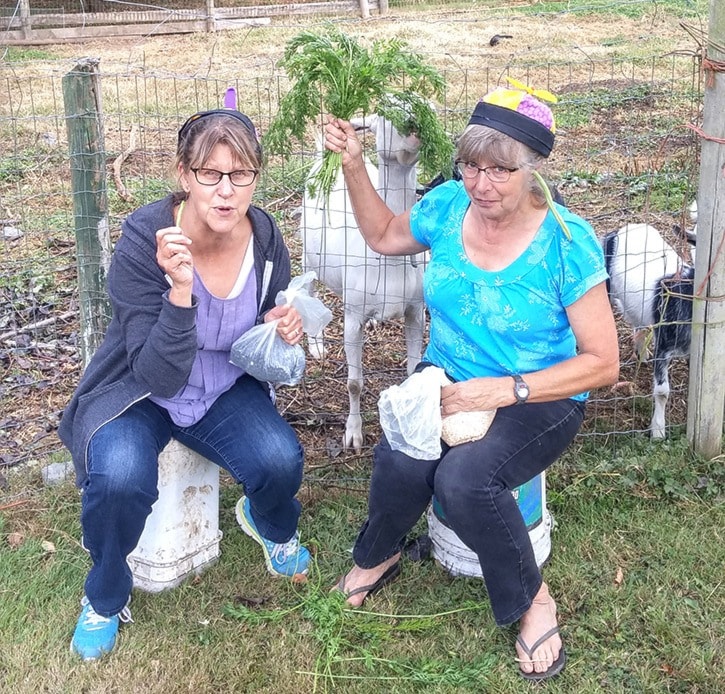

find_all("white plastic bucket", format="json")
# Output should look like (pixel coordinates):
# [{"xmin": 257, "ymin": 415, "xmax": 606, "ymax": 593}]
[
  {"xmin": 426, "ymin": 472, "xmax": 552, "ymax": 577},
  {"xmin": 127, "ymin": 440, "xmax": 223, "ymax": 592}
]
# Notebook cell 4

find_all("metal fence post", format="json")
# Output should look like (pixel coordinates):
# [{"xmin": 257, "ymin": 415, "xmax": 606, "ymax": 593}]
[{"xmin": 62, "ymin": 57, "xmax": 112, "ymax": 368}]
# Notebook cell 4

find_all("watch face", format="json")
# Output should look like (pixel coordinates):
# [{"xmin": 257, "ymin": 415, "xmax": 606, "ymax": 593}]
[{"xmin": 514, "ymin": 376, "xmax": 529, "ymax": 403}]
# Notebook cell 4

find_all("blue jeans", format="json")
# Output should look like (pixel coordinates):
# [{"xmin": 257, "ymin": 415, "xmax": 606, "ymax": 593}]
[
  {"xmin": 81, "ymin": 374, "xmax": 304, "ymax": 617},
  {"xmin": 352, "ymin": 398, "xmax": 585, "ymax": 626}
]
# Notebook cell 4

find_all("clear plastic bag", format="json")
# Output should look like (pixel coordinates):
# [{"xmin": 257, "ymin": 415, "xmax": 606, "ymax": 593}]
[
  {"xmin": 441, "ymin": 409, "xmax": 496, "ymax": 446},
  {"xmin": 229, "ymin": 319, "xmax": 306, "ymax": 386},
  {"xmin": 275, "ymin": 271, "xmax": 332, "ymax": 335},
  {"xmin": 229, "ymin": 271, "xmax": 332, "ymax": 387}
]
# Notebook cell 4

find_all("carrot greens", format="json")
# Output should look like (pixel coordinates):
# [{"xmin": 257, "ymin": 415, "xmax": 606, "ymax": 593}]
[{"xmin": 264, "ymin": 28, "xmax": 453, "ymax": 200}]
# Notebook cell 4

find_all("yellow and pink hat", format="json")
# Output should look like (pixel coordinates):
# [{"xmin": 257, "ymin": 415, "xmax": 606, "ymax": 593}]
[{"xmin": 468, "ymin": 78, "xmax": 558, "ymax": 157}]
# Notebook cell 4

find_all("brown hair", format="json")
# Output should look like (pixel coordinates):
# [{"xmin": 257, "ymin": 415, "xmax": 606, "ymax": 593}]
[{"xmin": 175, "ymin": 113, "xmax": 262, "ymax": 174}]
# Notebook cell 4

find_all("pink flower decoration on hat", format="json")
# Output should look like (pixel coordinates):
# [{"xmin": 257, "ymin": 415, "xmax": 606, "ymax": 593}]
[{"xmin": 517, "ymin": 94, "xmax": 555, "ymax": 131}]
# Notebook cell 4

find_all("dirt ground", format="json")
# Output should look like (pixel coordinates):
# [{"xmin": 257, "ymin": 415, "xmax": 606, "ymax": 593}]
[{"xmin": 41, "ymin": 4, "xmax": 703, "ymax": 76}]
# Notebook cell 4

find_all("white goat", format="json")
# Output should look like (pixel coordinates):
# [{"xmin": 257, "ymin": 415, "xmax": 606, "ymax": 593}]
[
  {"xmin": 301, "ymin": 114, "xmax": 426, "ymax": 451},
  {"xmin": 604, "ymin": 221, "xmax": 695, "ymax": 439}
]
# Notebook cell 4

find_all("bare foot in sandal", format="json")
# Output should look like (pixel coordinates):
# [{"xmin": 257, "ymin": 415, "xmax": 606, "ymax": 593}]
[
  {"xmin": 515, "ymin": 582, "xmax": 566, "ymax": 680},
  {"xmin": 333, "ymin": 553, "xmax": 401, "ymax": 607}
]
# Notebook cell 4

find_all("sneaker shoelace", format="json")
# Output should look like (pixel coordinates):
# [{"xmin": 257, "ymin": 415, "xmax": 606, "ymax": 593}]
[
  {"xmin": 81, "ymin": 606, "xmax": 113, "ymax": 629},
  {"xmin": 80, "ymin": 596, "xmax": 134, "ymax": 625},
  {"xmin": 270, "ymin": 534, "xmax": 300, "ymax": 563}
]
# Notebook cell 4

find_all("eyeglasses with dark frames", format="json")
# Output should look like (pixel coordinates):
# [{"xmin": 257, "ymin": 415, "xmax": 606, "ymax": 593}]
[
  {"xmin": 455, "ymin": 160, "xmax": 519, "ymax": 183},
  {"xmin": 191, "ymin": 167, "xmax": 259, "ymax": 187}
]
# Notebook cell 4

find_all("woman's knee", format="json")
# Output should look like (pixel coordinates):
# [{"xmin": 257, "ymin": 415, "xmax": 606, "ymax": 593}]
[
  {"xmin": 434, "ymin": 454, "xmax": 501, "ymax": 518},
  {"xmin": 244, "ymin": 438, "xmax": 304, "ymax": 495},
  {"xmin": 86, "ymin": 438, "xmax": 158, "ymax": 500}
]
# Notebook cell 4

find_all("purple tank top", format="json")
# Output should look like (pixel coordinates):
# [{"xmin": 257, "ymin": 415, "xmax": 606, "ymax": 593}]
[{"xmin": 150, "ymin": 265, "xmax": 258, "ymax": 426}]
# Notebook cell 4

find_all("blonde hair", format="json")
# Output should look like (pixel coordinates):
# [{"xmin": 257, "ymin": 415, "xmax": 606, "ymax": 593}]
[{"xmin": 456, "ymin": 125, "xmax": 549, "ymax": 207}]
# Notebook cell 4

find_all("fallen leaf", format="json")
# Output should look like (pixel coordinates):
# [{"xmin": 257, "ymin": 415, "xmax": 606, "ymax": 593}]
[
  {"xmin": 614, "ymin": 566, "xmax": 624, "ymax": 586},
  {"xmin": 660, "ymin": 662, "xmax": 677, "ymax": 676},
  {"xmin": 41, "ymin": 540, "xmax": 56, "ymax": 553}
]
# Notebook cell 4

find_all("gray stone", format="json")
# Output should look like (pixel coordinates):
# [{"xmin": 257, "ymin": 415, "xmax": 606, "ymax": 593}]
[{"xmin": 41, "ymin": 461, "xmax": 74, "ymax": 486}]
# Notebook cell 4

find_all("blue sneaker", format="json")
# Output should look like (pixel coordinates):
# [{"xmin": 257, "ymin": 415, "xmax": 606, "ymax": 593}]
[
  {"xmin": 235, "ymin": 496, "xmax": 310, "ymax": 577},
  {"xmin": 70, "ymin": 596, "xmax": 133, "ymax": 661}
]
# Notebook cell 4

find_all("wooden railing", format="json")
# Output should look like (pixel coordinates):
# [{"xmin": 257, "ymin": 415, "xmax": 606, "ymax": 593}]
[{"xmin": 1, "ymin": 0, "xmax": 386, "ymax": 44}]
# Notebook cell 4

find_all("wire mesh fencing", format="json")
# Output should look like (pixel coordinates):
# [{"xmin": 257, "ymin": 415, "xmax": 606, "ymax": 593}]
[{"xmin": 0, "ymin": 45, "xmax": 704, "ymax": 477}]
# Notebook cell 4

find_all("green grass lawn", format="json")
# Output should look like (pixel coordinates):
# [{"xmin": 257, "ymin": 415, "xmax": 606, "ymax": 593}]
[{"xmin": 1, "ymin": 434, "xmax": 722, "ymax": 693}]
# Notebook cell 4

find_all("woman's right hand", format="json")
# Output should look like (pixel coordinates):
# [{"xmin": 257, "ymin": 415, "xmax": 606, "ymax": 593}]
[
  {"xmin": 156, "ymin": 225, "xmax": 194, "ymax": 304},
  {"xmin": 324, "ymin": 115, "xmax": 363, "ymax": 167}
]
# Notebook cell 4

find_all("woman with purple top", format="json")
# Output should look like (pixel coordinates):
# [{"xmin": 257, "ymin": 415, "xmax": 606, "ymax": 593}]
[
  {"xmin": 324, "ymin": 81, "xmax": 619, "ymax": 680},
  {"xmin": 59, "ymin": 108, "xmax": 310, "ymax": 661}
]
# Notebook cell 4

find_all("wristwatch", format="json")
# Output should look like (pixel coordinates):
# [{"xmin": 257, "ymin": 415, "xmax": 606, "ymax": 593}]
[{"xmin": 512, "ymin": 374, "xmax": 530, "ymax": 405}]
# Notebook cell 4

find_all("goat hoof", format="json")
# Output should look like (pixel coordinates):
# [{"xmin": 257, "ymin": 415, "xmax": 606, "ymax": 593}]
[{"xmin": 343, "ymin": 432, "xmax": 364, "ymax": 454}]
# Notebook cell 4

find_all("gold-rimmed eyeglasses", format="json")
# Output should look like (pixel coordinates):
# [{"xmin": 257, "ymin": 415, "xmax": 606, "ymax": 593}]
[
  {"xmin": 455, "ymin": 160, "xmax": 519, "ymax": 183},
  {"xmin": 191, "ymin": 167, "xmax": 258, "ymax": 187}
]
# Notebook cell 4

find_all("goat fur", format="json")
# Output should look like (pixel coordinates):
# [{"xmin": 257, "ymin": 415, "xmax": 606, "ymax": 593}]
[
  {"xmin": 301, "ymin": 114, "xmax": 427, "ymax": 451},
  {"xmin": 604, "ymin": 222, "xmax": 695, "ymax": 439}
]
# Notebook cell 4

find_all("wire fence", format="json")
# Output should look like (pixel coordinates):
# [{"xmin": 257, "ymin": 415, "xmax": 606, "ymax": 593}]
[{"xmin": 0, "ymin": 16, "xmax": 705, "ymax": 475}]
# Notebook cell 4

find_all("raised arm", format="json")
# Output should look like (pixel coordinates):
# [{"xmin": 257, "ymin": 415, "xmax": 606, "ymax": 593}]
[{"xmin": 324, "ymin": 115, "xmax": 428, "ymax": 256}]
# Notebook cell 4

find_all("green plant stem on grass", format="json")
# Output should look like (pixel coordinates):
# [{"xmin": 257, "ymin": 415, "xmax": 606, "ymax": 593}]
[{"xmin": 226, "ymin": 576, "xmax": 493, "ymax": 691}]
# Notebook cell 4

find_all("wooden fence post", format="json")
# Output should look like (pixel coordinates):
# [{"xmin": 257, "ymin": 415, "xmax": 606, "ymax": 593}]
[
  {"xmin": 62, "ymin": 58, "xmax": 112, "ymax": 368},
  {"xmin": 686, "ymin": 0, "xmax": 725, "ymax": 458},
  {"xmin": 206, "ymin": 0, "xmax": 216, "ymax": 33},
  {"xmin": 358, "ymin": 0, "xmax": 370, "ymax": 19},
  {"xmin": 19, "ymin": 0, "xmax": 31, "ymax": 40}
]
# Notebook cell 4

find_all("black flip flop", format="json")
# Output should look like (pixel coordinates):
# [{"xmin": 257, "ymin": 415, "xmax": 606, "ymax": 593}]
[
  {"xmin": 516, "ymin": 626, "xmax": 567, "ymax": 680},
  {"xmin": 335, "ymin": 562, "xmax": 401, "ymax": 603}
]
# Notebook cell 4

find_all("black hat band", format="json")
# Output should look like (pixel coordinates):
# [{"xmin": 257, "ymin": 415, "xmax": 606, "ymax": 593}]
[{"xmin": 467, "ymin": 102, "xmax": 554, "ymax": 157}]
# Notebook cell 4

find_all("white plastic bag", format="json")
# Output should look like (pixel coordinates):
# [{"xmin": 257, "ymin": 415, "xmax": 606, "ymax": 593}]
[
  {"xmin": 229, "ymin": 271, "xmax": 332, "ymax": 387},
  {"xmin": 378, "ymin": 366, "xmax": 450, "ymax": 460},
  {"xmin": 378, "ymin": 366, "xmax": 497, "ymax": 457},
  {"xmin": 275, "ymin": 271, "xmax": 333, "ymax": 335}
]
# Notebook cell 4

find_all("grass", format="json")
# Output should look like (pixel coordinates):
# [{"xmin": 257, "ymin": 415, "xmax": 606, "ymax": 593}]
[{"xmin": 1, "ymin": 433, "xmax": 723, "ymax": 693}]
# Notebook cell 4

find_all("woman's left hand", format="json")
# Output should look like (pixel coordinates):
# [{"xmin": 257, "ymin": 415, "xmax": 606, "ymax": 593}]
[
  {"xmin": 265, "ymin": 304, "xmax": 304, "ymax": 345},
  {"xmin": 441, "ymin": 377, "xmax": 512, "ymax": 415}
]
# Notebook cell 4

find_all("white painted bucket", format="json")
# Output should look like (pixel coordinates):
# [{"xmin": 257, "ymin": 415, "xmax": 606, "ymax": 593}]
[
  {"xmin": 426, "ymin": 472, "xmax": 552, "ymax": 577},
  {"xmin": 127, "ymin": 440, "xmax": 223, "ymax": 592}
]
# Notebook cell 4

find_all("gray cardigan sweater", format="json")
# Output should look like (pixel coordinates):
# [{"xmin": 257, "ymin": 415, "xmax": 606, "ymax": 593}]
[{"xmin": 58, "ymin": 194, "xmax": 291, "ymax": 487}]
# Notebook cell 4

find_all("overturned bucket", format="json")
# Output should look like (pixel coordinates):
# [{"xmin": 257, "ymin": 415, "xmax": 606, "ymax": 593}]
[
  {"xmin": 426, "ymin": 472, "xmax": 552, "ymax": 577},
  {"xmin": 127, "ymin": 440, "xmax": 223, "ymax": 592}
]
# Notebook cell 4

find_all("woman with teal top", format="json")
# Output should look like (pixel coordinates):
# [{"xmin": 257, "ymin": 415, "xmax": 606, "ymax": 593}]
[
  {"xmin": 324, "ymin": 81, "xmax": 619, "ymax": 680},
  {"xmin": 60, "ymin": 107, "xmax": 310, "ymax": 661}
]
